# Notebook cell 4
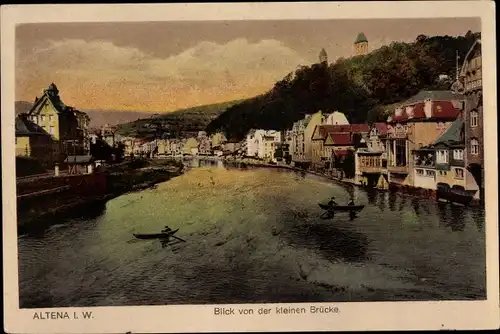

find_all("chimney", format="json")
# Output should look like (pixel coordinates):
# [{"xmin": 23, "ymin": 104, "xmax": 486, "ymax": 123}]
[
  {"xmin": 406, "ymin": 106, "xmax": 414, "ymax": 119},
  {"xmin": 423, "ymin": 99, "xmax": 433, "ymax": 118}
]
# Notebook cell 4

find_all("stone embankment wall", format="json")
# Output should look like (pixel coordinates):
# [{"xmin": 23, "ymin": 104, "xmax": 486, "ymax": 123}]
[{"xmin": 17, "ymin": 173, "xmax": 110, "ymax": 230}]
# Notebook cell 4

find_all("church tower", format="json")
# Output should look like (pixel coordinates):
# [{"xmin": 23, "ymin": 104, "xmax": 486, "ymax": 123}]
[
  {"xmin": 354, "ymin": 32, "xmax": 369, "ymax": 56},
  {"xmin": 318, "ymin": 48, "xmax": 328, "ymax": 64}
]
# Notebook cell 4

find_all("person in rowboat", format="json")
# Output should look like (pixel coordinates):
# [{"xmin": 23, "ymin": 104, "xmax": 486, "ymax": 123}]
[
  {"xmin": 161, "ymin": 226, "xmax": 172, "ymax": 234},
  {"xmin": 327, "ymin": 196, "xmax": 337, "ymax": 207}
]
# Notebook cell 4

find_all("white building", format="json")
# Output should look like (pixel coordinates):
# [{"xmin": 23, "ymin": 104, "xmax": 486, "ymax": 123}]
[
  {"xmin": 257, "ymin": 130, "xmax": 282, "ymax": 160},
  {"xmin": 323, "ymin": 111, "xmax": 350, "ymax": 125},
  {"xmin": 244, "ymin": 129, "xmax": 282, "ymax": 159},
  {"xmin": 245, "ymin": 129, "xmax": 259, "ymax": 157}
]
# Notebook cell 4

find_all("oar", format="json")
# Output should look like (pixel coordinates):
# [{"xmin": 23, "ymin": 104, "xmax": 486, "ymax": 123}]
[{"xmin": 170, "ymin": 235, "xmax": 186, "ymax": 242}]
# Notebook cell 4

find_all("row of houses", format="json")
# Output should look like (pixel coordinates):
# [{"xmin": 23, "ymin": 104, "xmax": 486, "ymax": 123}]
[
  {"xmin": 277, "ymin": 40, "xmax": 483, "ymax": 200},
  {"xmin": 118, "ymin": 131, "xmax": 239, "ymax": 158},
  {"xmin": 274, "ymin": 89, "xmax": 481, "ymax": 199}
]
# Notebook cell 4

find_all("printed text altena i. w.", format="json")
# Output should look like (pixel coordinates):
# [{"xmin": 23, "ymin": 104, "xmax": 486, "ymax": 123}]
[{"xmin": 32, "ymin": 311, "xmax": 94, "ymax": 320}]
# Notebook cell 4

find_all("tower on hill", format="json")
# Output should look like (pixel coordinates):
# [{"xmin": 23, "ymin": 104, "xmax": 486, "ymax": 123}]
[
  {"xmin": 319, "ymin": 48, "xmax": 328, "ymax": 64},
  {"xmin": 354, "ymin": 32, "xmax": 369, "ymax": 56}
]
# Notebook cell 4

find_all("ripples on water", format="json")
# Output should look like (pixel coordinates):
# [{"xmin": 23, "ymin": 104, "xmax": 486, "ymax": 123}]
[{"xmin": 18, "ymin": 161, "xmax": 486, "ymax": 307}]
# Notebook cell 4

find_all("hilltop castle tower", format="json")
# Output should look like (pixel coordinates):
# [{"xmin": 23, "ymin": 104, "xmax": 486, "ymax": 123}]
[
  {"xmin": 354, "ymin": 32, "xmax": 369, "ymax": 56},
  {"xmin": 319, "ymin": 48, "xmax": 328, "ymax": 64}
]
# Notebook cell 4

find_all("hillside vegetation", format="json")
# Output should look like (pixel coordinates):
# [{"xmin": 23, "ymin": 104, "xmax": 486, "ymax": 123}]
[
  {"xmin": 115, "ymin": 99, "xmax": 244, "ymax": 139},
  {"xmin": 206, "ymin": 31, "xmax": 480, "ymax": 141}
]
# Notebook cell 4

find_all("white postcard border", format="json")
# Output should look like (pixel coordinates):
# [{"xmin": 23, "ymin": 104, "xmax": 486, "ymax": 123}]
[{"xmin": 2, "ymin": 2, "xmax": 499, "ymax": 333}]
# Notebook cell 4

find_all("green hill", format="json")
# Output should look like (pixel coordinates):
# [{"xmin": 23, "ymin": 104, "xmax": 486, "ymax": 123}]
[
  {"xmin": 206, "ymin": 31, "xmax": 480, "ymax": 141},
  {"xmin": 115, "ymin": 99, "xmax": 244, "ymax": 139}
]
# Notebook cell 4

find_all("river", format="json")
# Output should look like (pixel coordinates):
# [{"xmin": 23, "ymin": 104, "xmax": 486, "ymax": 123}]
[{"xmin": 18, "ymin": 161, "xmax": 486, "ymax": 307}]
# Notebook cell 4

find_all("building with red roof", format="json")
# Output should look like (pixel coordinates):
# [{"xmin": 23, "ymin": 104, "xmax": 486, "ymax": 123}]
[
  {"xmin": 385, "ymin": 90, "xmax": 464, "ymax": 187},
  {"xmin": 310, "ymin": 123, "xmax": 370, "ymax": 171}
]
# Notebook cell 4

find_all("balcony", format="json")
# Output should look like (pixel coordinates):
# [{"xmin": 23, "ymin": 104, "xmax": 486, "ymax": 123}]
[
  {"xmin": 387, "ymin": 165, "xmax": 409, "ymax": 174},
  {"xmin": 359, "ymin": 166, "xmax": 384, "ymax": 174},
  {"xmin": 358, "ymin": 155, "xmax": 383, "ymax": 174}
]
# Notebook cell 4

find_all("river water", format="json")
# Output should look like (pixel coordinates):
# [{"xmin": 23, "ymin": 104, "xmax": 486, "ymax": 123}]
[{"xmin": 18, "ymin": 161, "xmax": 486, "ymax": 308}]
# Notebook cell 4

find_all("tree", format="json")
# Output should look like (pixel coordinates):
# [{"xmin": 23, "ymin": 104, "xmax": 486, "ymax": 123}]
[
  {"xmin": 206, "ymin": 32, "xmax": 479, "ymax": 140},
  {"xmin": 113, "ymin": 142, "xmax": 126, "ymax": 162},
  {"xmin": 90, "ymin": 139, "xmax": 113, "ymax": 161}
]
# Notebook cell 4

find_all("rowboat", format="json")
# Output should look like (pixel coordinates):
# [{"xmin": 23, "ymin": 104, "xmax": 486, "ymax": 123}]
[
  {"xmin": 436, "ymin": 183, "xmax": 477, "ymax": 206},
  {"xmin": 133, "ymin": 229, "xmax": 179, "ymax": 240},
  {"xmin": 318, "ymin": 203, "xmax": 365, "ymax": 212}
]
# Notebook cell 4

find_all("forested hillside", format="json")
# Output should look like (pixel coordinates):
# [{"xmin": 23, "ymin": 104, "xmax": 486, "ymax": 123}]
[
  {"xmin": 115, "ymin": 99, "xmax": 244, "ymax": 139},
  {"xmin": 206, "ymin": 31, "xmax": 480, "ymax": 141}
]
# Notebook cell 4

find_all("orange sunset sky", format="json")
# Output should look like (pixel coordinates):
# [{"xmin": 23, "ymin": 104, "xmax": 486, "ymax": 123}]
[{"xmin": 16, "ymin": 18, "xmax": 480, "ymax": 113}]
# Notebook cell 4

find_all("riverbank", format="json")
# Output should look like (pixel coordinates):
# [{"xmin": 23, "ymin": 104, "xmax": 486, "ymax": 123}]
[
  {"xmin": 220, "ymin": 157, "xmax": 482, "ymax": 207},
  {"xmin": 17, "ymin": 159, "xmax": 184, "ymax": 233}
]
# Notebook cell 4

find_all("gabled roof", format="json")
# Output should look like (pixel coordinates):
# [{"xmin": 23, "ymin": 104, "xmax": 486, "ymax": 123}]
[
  {"xmin": 400, "ymin": 90, "xmax": 463, "ymax": 106},
  {"xmin": 28, "ymin": 84, "xmax": 87, "ymax": 117},
  {"xmin": 15, "ymin": 114, "xmax": 50, "ymax": 136},
  {"xmin": 314, "ymin": 124, "xmax": 370, "ymax": 141},
  {"xmin": 325, "ymin": 133, "xmax": 352, "ymax": 146},
  {"xmin": 319, "ymin": 48, "xmax": 327, "ymax": 57},
  {"xmin": 29, "ymin": 92, "xmax": 66, "ymax": 115},
  {"xmin": 460, "ymin": 39, "xmax": 482, "ymax": 77},
  {"xmin": 354, "ymin": 32, "xmax": 368, "ymax": 44},
  {"xmin": 432, "ymin": 118, "xmax": 464, "ymax": 146}
]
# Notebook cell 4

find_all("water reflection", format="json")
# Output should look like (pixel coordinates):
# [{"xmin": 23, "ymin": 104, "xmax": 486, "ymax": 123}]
[
  {"xmin": 411, "ymin": 197, "xmax": 421, "ymax": 216},
  {"xmin": 19, "ymin": 200, "xmax": 107, "ymax": 237},
  {"xmin": 366, "ymin": 189, "xmax": 377, "ymax": 205},
  {"xmin": 397, "ymin": 195, "xmax": 407, "ymax": 212},
  {"xmin": 449, "ymin": 206, "xmax": 466, "ymax": 232},
  {"xmin": 388, "ymin": 191, "xmax": 397, "ymax": 212},
  {"xmin": 18, "ymin": 165, "xmax": 486, "ymax": 307},
  {"xmin": 377, "ymin": 192, "xmax": 388, "ymax": 211},
  {"xmin": 288, "ymin": 222, "xmax": 369, "ymax": 263}
]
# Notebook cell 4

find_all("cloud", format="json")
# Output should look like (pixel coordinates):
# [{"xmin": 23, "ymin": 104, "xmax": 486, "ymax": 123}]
[{"xmin": 16, "ymin": 38, "xmax": 307, "ymax": 111}]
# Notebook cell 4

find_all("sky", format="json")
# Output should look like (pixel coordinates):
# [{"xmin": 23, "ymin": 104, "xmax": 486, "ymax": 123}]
[{"xmin": 16, "ymin": 18, "xmax": 480, "ymax": 113}]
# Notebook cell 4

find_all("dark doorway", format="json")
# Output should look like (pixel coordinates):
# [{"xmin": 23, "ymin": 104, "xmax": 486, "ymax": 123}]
[{"xmin": 467, "ymin": 163, "xmax": 484, "ymax": 201}]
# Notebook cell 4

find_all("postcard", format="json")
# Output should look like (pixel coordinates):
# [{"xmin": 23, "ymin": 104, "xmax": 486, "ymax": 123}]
[{"xmin": 2, "ymin": 1, "xmax": 499, "ymax": 333}]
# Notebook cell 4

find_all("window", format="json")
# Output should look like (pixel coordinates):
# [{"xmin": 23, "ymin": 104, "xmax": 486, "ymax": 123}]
[
  {"xmin": 41, "ymin": 115, "xmax": 45, "ymax": 122},
  {"xmin": 436, "ymin": 150, "xmax": 448, "ymax": 164},
  {"xmin": 425, "ymin": 170, "xmax": 436, "ymax": 177},
  {"xmin": 454, "ymin": 168, "xmax": 464, "ymax": 179},
  {"xmin": 49, "ymin": 126, "xmax": 55, "ymax": 135},
  {"xmin": 436, "ymin": 122, "xmax": 446, "ymax": 129},
  {"xmin": 49, "ymin": 115, "xmax": 54, "ymax": 122},
  {"xmin": 395, "ymin": 139, "xmax": 407, "ymax": 166},
  {"xmin": 416, "ymin": 169, "xmax": 424, "ymax": 176},
  {"xmin": 470, "ymin": 111, "xmax": 479, "ymax": 127},
  {"xmin": 453, "ymin": 149, "xmax": 464, "ymax": 160},
  {"xmin": 470, "ymin": 138, "xmax": 479, "ymax": 155}
]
